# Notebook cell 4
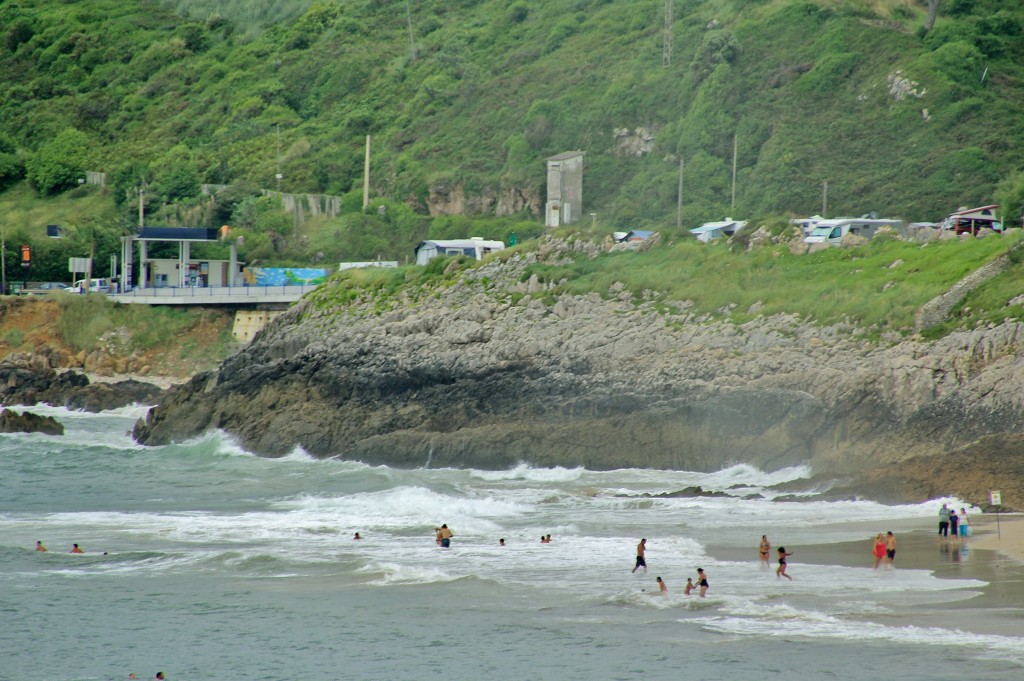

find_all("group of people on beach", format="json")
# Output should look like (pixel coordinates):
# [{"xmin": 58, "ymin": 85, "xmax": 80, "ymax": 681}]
[{"xmin": 938, "ymin": 503, "xmax": 970, "ymax": 539}]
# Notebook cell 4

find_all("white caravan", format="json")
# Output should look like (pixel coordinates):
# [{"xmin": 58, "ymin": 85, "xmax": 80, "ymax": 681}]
[{"xmin": 803, "ymin": 218, "xmax": 904, "ymax": 246}]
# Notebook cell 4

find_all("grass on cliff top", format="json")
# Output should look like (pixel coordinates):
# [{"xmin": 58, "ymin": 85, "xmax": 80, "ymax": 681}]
[
  {"xmin": 306, "ymin": 229, "xmax": 1024, "ymax": 335},
  {"xmin": 522, "ymin": 231, "xmax": 1024, "ymax": 331}
]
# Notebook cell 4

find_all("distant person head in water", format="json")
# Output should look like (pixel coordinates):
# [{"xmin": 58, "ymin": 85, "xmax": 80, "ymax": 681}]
[
  {"xmin": 353, "ymin": 532, "xmax": 361, "ymax": 540},
  {"xmin": 499, "ymin": 538, "xmax": 506, "ymax": 546},
  {"xmin": 70, "ymin": 543, "xmax": 83, "ymax": 554},
  {"xmin": 36, "ymin": 541, "xmax": 47, "ymax": 552}
]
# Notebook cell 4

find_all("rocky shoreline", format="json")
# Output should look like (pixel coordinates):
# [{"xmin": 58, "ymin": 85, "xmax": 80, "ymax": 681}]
[
  {"xmin": 129, "ymin": 238, "xmax": 1024, "ymax": 509},
  {"xmin": 0, "ymin": 352, "xmax": 165, "ymax": 415}
]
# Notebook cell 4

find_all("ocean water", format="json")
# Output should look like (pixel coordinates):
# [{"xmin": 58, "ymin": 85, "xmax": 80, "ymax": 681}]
[{"xmin": 1, "ymin": 406, "xmax": 1022, "ymax": 681}]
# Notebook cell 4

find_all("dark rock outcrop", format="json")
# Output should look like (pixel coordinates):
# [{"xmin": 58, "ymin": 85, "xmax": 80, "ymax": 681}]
[
  {"xmin": 0, "ymin": 408, "xmax": 64, "ymax": 435},
  {"xmin": 0, "ymin": 356, "xmax": 164, "ymax": 411},
  {"xmin": 131, "ymin": 239, "xmax": 1024, "ymax": 506}
]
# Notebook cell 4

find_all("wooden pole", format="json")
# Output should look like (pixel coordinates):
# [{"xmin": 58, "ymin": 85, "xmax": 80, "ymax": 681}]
[
  {"xmin": 731, "ymin": 133, "xmax": 738, "ymax": 213},
  {"xmin": 676, "ymin": 157, "xmax": 684, "ymax": 230},
  {"xmin": 822, "ymin": 180, "xmax": 828, "ymax": 218},
  {"xmin": 362, "ymin": 134, "xmax": 371, "ymax": 209}
]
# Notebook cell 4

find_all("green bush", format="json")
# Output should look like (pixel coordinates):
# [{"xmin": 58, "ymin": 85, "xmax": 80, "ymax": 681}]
[{"xmin": 25, "ymin": 128, "xmax": 90, "ymax": 196}]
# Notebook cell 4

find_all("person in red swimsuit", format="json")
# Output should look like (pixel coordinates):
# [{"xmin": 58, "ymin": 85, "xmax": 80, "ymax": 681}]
[{"xmin": 872, "ymin": 533, "xmax": 887, "ymax": 570}]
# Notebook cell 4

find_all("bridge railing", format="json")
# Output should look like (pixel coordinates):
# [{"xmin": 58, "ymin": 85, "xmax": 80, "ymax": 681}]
[{"xmin": 108, "ymin": 284, "xmax": 321, "ymax": 299}]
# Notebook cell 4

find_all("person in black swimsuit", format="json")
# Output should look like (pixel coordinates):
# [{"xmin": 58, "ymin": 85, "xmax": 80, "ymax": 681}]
[
  {"xmin": 696, "ymin": 567, "xmax": 709, "ymax": 597},
  {"xmin": 776, "ymin": 546, "xmax": 793, "ymax": 580}
]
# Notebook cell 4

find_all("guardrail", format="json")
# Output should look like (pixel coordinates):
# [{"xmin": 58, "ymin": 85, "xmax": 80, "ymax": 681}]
[{"xmin": 105, "ymin": 284, "xmax": 321, "ymax": 305}]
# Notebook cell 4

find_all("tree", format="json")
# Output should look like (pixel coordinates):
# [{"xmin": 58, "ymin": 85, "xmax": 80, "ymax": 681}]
[
  {"xmin": 923, "ymin": 0, "xmax": 942, "ymax": 34},
  {"xmin": 25, "ymin": 128, "xmax": 89, "ymax": 196}
]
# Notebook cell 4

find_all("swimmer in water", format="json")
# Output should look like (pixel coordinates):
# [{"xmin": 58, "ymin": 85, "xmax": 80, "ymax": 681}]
[
  {"xmin": 656, "ymin": 576, "xmax": 668, "ymax": 596},
  {"xmin": 36, "ymin": 541, "xmax": 47, "ymax": 552},
  {"xmin": 684, "ymin": 577, "xmax": 695, "ymax": 596},
  {"xmin": 70, "ymin": 543, "xmax": 83, "ymax": 554}
]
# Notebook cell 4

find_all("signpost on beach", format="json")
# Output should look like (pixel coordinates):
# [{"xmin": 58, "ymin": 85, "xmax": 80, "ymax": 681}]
[{"xmin": 990, "ymin": 490, "xmax": 1002, "ymax": 539}]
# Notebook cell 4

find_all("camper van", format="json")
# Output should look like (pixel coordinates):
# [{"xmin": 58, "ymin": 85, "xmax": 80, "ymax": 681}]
[{"xmin": 803, "ymin": 218, "xmax": 904, "ymax": 247}]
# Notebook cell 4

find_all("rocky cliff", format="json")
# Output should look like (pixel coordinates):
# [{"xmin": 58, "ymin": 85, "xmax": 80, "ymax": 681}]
[{"xmin": 133, "ymin": 238, "xmax": 1024, "ymax": 505}]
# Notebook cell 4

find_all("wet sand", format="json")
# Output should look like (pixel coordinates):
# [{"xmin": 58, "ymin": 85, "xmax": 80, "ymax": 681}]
[{"xmin": 711, "ymin": 513, "xmax": 1024, "ymax": 636}]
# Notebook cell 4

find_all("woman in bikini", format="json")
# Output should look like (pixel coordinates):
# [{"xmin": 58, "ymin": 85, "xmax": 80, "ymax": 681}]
[
  {"xmin": 776, "ymin": 546, "xmax": 793, "ymax": 580},
  {"xmin": 872, "ymin": 533, "xmax": 887, "ymax": 570},
  {"xmin": 759, "ymin": 535, "xmax": 771, "ymax": 568}
]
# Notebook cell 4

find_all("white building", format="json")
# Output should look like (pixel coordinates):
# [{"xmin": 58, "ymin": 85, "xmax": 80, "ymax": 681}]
[{"xmin": 414, "ymin": 238, "xmax": 505, "ymax": 266}]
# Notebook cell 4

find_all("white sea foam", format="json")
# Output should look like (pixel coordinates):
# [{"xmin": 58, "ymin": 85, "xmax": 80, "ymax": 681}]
[
  {"xmin": 695, "ymin": 611, "xmax": 1024, "ymax": 663},
  {"xmin": 470, "ymin": 463, "xmax": 586, "ymax": 483}
]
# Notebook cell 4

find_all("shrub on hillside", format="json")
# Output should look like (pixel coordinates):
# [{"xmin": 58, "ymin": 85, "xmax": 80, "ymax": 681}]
[{"xmin": 25, "ymin": 128, "xmax": 89, "ymax": 196}]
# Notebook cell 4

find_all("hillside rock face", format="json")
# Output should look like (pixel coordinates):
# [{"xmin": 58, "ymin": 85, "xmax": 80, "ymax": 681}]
[{"xmin": 133, "ymin": 240, "xmax": 1024, "ymax": 502}]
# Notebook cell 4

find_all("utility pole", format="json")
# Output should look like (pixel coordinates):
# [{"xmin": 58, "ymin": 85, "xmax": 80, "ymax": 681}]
[
  {"xmin": 822, "ymin": 180, "xmax": 828, "ymax": 218},
  {"xmin": 731, "ymin": 133, "xmax": 738, "ymax": 213},
  {"xmin": 676, "ymin": 157, "xmax": 684, "ymax": 230},
  {"xmin": 406, "ymin": 1, "xmax": 416, "ymax": 61},
  {"xmin": 276, "ymin": 123, "xmax": 282, "ymax": 192},
  {"xmin": 137, "ymin": 181, "xmax": 146, "ymax": 227},
  {"xmin": 0, "ymin": 223, "xmax": 6, "ymax": 296},
  {"xmin": 662, "ymin": 0, "xmax": 673, "ymax": 67},
  {"xmin": 362, "ymin": 134, "xmax": 371, "ymax": 209}
]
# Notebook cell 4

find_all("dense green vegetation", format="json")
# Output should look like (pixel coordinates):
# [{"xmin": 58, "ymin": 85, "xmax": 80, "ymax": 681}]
[{"xmin": 0, "ymin": 0, "xmax": 1022, "ymax": 292}]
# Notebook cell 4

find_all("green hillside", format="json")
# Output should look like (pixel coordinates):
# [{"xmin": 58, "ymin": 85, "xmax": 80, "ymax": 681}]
[{"xmin": 1, "ymin": 0, "xmax": 1023, "ymax": 280}]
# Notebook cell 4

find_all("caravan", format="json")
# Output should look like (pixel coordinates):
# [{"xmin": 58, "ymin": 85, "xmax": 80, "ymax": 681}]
[{"xmin": 803, "ymin": 218, "xmax": 904, "ymax": 247}]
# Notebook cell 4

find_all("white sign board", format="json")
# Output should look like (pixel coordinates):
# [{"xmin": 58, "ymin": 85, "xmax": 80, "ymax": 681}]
[
  {"xmin": 68, "ymin": 257, "xmax": 92, "ymax": 273},
  {"xmin": 990, "ymin": 490, "xmax": 1002, "ymax": 506}
]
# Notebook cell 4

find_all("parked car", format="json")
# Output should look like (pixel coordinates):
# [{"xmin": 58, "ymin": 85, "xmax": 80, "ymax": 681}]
[
  {"xmin": 18, "ymin": 281, "xmax": 70, "ymax": 295},
  {"xmin": 64, "ymin": 278, "xmax": 110, "ymax": 294}
]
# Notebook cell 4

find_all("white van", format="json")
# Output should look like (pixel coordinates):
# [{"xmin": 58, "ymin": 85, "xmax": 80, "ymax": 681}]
[
  {"xmin": 803, "ymin": 218, "xmax": 903, "ymax": 247},
  {"xmin": 64, "ymin": 278, "xmax": 109, "ymax": 294}
]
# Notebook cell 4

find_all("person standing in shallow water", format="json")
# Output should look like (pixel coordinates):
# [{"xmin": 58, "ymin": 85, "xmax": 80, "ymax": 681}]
[
  {"xmin": 632, "ymin": 538, "xmax": 647, "ymax": 574},
  {"xmin": 759, "ymin": 535, "xmax": 771, "ymax": 567},
  {"xmin": 938, "ymin": 503, "xmax": 951, "ymax": 538},
  {"xmin": 885, "ymin": 531, "xmax": 896, "ymax": 567},
  {"xmin": 437, "ymin": 524, "xmax": 452, "ymax": 548},
  {"xmin": 872, "ymin": 533, "xmax": 887, "ymax": 570},
  {"xmin": 656, "ymin": 576, "xmax": 668, "ymax": 596},
  {"xmin": 949, "ymin": 508, "xmax": 960, "ymax": 538},
  {"xmin": 696, "ymin": 567, "xmax": 709, "ymax": 597},
  {"xmin": 776, "ymin": 547, "xmax": 793, "ymax": 580}
]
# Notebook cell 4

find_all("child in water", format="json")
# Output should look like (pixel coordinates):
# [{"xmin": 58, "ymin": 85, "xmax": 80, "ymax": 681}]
[
  {"xmin": 683, "ymin": 577, "xmax": 695, "ymax": 596},
  {"xmin": 777, "ymin": 546, "xmax": 794, "ymax": 580}
]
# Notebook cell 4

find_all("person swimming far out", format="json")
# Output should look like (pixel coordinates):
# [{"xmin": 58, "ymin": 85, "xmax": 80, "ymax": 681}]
[
  {"xmin": 35, "ymin": 541, "xmax": 47, "ymax": 552},
  {"xmin": 70, "ymin": 543, "xmax": 83, "ymax": 554},
  {"xmin": 353, "ymin": 532, "xmax": 362, "ymax": 540}
]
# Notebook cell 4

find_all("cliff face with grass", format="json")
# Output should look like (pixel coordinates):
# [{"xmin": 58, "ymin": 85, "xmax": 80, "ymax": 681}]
[{"xmin": 133, "ymin": 236, "xmax": 1024, "ymax": 503}]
